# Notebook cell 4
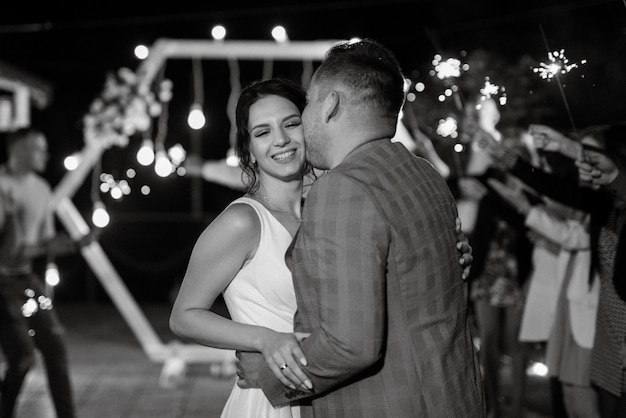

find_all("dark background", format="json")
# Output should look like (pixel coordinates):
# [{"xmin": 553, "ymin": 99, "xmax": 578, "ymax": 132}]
[{"xmin": 1, "ymin": 0, "xmax": 625, "ymax": 302}]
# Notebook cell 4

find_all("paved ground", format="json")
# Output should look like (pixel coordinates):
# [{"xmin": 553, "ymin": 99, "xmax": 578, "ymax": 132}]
[
  {"xmin": 2, "ymin": 301, "xmax": 555, "ymax": 417},
  {"xmin": 2, "ymin": 302, "xmax": 234, "ymax": 418}
]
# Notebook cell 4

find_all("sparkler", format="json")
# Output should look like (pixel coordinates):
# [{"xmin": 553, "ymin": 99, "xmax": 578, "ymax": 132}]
[
  {"xmin": 479, "ymin": 77, "xmax": 507, "ymax": 106},
  {"xmin": 436, "ymin": 115, "xmax": 463, "ymax": 175},
  {"xmin": 429, "ymin": 54, "xmax": 469, "ymax": 110},
  {"xmin": 535, "ymin": 25, "xmax": 582, "ymax": 135},
  {"xmin": 532, "ymin": 49, "xmax": 584, "ymax": 81},
  {"xmin": 437, "ymin": 117, "xmax": 459, "ymax": 139},
  {"xmin": 432, "ymin": 55, "xmax": 462, "ymax": 79}
]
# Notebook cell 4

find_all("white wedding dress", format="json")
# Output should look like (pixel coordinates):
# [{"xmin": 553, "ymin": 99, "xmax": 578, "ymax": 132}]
[{"xmin": 220, "ymin": 197, "xmax": 301, "ymax": 418}]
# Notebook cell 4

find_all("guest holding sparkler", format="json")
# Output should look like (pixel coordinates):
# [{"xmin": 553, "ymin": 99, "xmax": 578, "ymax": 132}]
[
  {"xmin": 459, "ymin": 98, "xmax": 532, "ymax": 418},
  {"xmin": 489, "ymin": 122, "xmax": 626, "ymax": 418}
]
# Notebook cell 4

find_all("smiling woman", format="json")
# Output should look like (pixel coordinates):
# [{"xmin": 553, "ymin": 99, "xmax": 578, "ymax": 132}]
[{"xmin": 169, "ymin": 78, "xmax": 311, "ymax": 418}]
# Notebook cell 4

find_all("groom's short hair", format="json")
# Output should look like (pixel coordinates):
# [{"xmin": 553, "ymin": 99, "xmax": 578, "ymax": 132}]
[{"xmin": 314, "ymin": 39, "xmax": 405, "ymax": 119}]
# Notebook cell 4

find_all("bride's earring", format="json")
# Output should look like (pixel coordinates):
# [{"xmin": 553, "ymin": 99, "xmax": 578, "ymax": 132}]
[{"xmin": 250, "ymin": 155, "xmax": 256, "ymax": 164}]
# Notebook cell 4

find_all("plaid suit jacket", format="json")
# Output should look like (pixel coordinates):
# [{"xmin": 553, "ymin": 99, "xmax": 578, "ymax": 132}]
[{"xmin": 259, "ymin": 140, "xmax": 485, "ymax": 417}]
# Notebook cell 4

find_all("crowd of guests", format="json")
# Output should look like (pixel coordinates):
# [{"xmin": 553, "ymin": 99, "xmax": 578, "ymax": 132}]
[{"xmin": 442, "ymin": 95, "xmax": 626, "ymax": 418}]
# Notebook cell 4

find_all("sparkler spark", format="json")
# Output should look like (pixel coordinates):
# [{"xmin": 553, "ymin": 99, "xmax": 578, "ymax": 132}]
[
  {"xmin": 432, "ymin": 55, "xmax": 462, "ymax": 79},
  {"xmin": 479, "ymin": 77, "xmax": 507, "ymax": 105},
  {"xmin": 532, "ymin": 49, "xmax": 584, "ymax": 80},
  {"xmin": 429, "ymin": 54, "xmax": 468, "ymax": 108},
  {"xmin": 437, "ymin": 117, "xmax": 458, "ymax": 138}
]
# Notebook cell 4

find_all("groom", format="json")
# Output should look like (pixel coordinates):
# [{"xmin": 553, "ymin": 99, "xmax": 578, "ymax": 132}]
[{"xmin": 238, "ymin": 39, "xmax": 485, "ymax": 417}]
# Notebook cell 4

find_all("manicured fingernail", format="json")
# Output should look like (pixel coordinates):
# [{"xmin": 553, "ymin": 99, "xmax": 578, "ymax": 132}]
[
  {"xmin": 300, "ymin": 358, "xmax": 308, "ymax": 366},
  {"xmin": 290, "ymin": 384, "xmax": 296, "ymax": 390},
  {"xmin": 305, "ymin": 380, "xmax": 313, "ymax": 389}
]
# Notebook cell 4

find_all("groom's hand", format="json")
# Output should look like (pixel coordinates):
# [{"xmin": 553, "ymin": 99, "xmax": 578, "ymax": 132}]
[
  {"xmin": 236, "ymin": 351, "xmax": 263, "ymax": 389},
  {"xmin": 455, "ymin": 217, "xmax": 473, "ymax": 280}
]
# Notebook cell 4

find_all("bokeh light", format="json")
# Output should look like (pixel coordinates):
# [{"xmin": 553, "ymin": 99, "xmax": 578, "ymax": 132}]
[
  {"xmin": 211, "ymin": 25, "xmax": 226, "ymax": 40},
  {"xmin": 134, "ymin": 44, "xmax": 149, "ymax": 60},
  {"xmin": 64, "ymin": 154, "xmax": 80, "ymax": 171},
  {"xmin": 271, "ymin": 26, "xmax": 288, "ymax": 43}
]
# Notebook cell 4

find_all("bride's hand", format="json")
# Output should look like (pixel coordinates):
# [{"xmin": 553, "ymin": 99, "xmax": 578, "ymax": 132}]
[{"xmin": 259, "ymin": 331, "xmax": 313, "ymax": 392}]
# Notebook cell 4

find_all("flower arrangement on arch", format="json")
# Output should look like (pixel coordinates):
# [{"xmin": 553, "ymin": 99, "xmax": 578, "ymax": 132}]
[{"xmin": 83, "ymin": 67, "xmax": 173, "ymax": 150}]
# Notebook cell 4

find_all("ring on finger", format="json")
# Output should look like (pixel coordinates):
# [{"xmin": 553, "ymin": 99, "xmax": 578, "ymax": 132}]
[{"xmin": 279, "ymin": 363, "xmax": 288, "ymax": 371}]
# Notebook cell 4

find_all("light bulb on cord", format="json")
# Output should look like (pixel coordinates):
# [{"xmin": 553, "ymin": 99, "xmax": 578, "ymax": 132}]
[
  {"xmin": 155, "ymin": 150, "xmax": 173, "ymax": 177},
  {"xmin": 226, "ymin": 148, "xmax": 240, "ymax": 167},
  {"xmin": 271, "ymin": 26, "xmax": 289, "ymax": 43},
  {"xmin": 168, "ymin": 144, "xmax": 187, "ymax": 167},
  {"xmin": 92, "ymin": 201, "xmax": 110, "ymax": 228},
  {"xmin": 45, "ymin": 262, "xmax": 60, "ymax": 287},
  {"xmin": 43, "ymin": 260, "xmax": 60, "ymax": 301},
  {"xmin": 187, "ymin": 103, "xmax": 206, "ymax": 130},
  {"xmin": 110, "ymin": 185, "xmax": 123, "ymax": 200},
  {"xmin": 137, "ymin": 138, "xmax": 155, "ymax": 166},
  {"xmin": 211, "ymin": 25, "xmax": 226, "ymax": 41}
]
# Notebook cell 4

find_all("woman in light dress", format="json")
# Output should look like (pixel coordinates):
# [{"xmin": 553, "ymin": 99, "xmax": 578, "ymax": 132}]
[{"xmin": 170, "ymin": 79, "xmax": 312, "ymax": 418}]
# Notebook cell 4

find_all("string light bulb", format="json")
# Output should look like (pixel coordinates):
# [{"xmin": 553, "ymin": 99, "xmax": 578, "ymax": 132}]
[
  {"xmin": 167, "ymin": 144, "xmax": 187, "ymax": 167},
  {"xmin": 211, "ymin": 25, "xmax": 226, "ymax": 41},
  {"xmin": 136, "ymin": 138, "xmax": 155, "ymax": 166},
  {"xmin": 110, "ymin": 185, "xmax": 123, "ymax": 200},
  {"xmin": 271, "ymin": 26, "xmax": 289, "ymax": 43},
  {"xmin": 188, "ymin": 59, "xmax": 206, "ymax": 130},
  {"xmin": 225, "ymin": 148, "xmax": 239, "ymax": 167},
  {"xmin": 92, "ymin": 201, "xmax": 110, "ymax": 228},
  {"xmin": 45, "ymin": 262, "xmax": 60, "ymax": 287},
  {"xmin": 155, "ymin": 150, "xmax": 173, "ymax": 177},
  {"xmin": 187, "ymin": 104, "xmax": 206, "ymax": 130}
]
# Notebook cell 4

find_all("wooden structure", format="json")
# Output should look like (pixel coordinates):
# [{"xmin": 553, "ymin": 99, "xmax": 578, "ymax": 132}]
[
  {"xmin": 50, "ymin": 39, "xmax": 341, "ymax": 381},
  {"xmin": 0, "ymin": 61, "xmax": 52, "ymax": 131}
]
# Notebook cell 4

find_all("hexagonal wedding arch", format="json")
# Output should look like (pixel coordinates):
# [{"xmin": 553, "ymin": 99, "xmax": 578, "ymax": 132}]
[{"xmin": 51, "ymin": 38, "xmax": 341, "ymax": 377}]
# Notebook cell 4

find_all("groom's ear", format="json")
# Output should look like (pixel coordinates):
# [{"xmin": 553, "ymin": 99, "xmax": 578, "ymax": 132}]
[{"xmin": 324, "ymin": 90, "xmax": 340, "ymax": 123}]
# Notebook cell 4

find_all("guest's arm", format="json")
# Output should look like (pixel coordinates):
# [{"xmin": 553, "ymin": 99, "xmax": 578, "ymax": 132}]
[
  {"xmin": 576, "ymin": 149, "xmax": 626, "ymax": 202},
  {"xmin": 508, "ymin": 157, "xmax": 601, "ymax": 213},
  {"xmin": 528, "ymin": 124, "xmax": 581, "ymax": 160}
]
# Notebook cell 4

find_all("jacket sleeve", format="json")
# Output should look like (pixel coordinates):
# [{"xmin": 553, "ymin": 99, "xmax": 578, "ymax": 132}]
[{"xmin": 258, "ymin": 172, "xmax": 390, "ymax": 406}]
